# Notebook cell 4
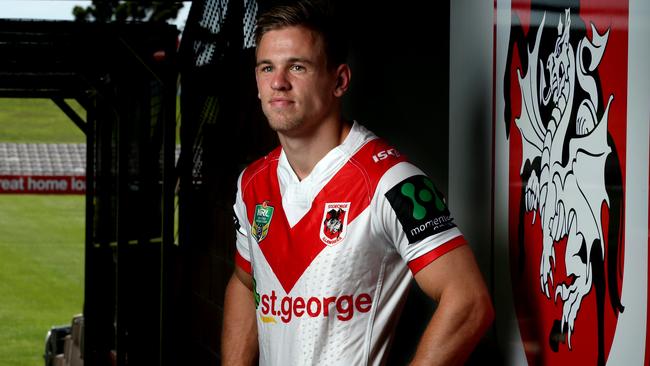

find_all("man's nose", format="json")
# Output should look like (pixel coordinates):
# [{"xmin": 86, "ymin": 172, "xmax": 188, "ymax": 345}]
[{"xmin": 271, "ymin": 71, "xmax": 290, "ymax": 90}]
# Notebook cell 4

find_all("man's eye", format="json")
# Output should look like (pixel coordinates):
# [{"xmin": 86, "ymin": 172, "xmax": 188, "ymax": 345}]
[
  {"xmin": 290, "ymin": 65, "xmax": 305, "ymax": 72},
  {"xmin": 260, "ymin": 66, "xmax": 272, "ymax": 73}
]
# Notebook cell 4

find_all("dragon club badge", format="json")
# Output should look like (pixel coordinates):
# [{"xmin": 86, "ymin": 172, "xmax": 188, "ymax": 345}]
[
  {"xmin": 252, "ymin": 201, "xmax": 274, "ymax": 243},
  {"xmin": 320, "ymin": 202, "xmax": 350, "ymax": 246}
]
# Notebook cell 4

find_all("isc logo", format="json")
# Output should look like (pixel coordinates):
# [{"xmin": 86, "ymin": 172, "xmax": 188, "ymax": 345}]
[{"xmin": 372, "ymin": 148, "xmax": 400, "ymax": 162}]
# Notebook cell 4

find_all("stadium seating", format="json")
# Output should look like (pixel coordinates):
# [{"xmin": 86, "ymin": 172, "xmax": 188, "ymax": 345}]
[
  {"xmin": 0, "ymin": 143, "xmax": 181, "ymax": 176},
  {"xmin": 0, "ymin": 143, "xmax": 86, "ymax": 176}
]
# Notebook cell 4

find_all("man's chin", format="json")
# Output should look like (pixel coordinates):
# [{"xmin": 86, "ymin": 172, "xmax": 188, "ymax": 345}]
[{"xmin": 268, "ymin": 118, "xmax": 302, "ymax": 133}]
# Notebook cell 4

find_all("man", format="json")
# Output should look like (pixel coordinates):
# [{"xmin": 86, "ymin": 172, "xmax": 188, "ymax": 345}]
[{"xmin": 222, "ymin": 1, "xmax": 494, "ymax": 365}]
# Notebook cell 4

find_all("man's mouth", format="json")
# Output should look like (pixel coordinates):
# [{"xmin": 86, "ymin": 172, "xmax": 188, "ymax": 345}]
[{"xmin": 270, "ymin": 98, "xmax": 294, "ymax": 108}]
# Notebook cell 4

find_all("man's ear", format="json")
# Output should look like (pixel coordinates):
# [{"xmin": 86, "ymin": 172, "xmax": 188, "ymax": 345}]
[{"xmin": 333, "ymin": 64, "xmax": 351, "ymax": 97}]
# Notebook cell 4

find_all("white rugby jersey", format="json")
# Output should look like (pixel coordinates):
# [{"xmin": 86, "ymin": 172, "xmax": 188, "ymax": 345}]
[{"xmin": 233, "ymin": 122, "xmax": 466, "ymax": 366}]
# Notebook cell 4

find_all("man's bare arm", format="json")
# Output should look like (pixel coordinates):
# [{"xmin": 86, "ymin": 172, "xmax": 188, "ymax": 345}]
[
  {"xmin": 221, "ymin": 266, "xmax": 258, "ymax": 366},
  {"xmin": 409, "ymin": 245, "xmax": 494, "ymax": 366}
]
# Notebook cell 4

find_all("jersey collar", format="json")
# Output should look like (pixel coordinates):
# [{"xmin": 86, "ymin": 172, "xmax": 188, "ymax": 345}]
[{"xmin": 277, "ymin": 121, "xmax": 376, "ymax": 226}]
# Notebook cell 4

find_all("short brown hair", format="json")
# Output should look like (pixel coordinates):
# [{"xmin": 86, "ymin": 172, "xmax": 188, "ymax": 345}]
[{"xmin": 254, "ymin": 0, "xmax": 347, "ymax": 69}]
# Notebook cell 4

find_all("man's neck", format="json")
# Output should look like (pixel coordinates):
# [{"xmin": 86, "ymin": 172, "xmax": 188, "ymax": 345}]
[{"xmin": 279, "ymin": 119, "xmax": 352, "ymax": 181}]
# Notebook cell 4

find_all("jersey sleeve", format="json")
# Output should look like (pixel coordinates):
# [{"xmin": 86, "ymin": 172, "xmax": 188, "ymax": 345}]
[
  {"xmin": 233, "ymin": 171, "xmax": 252, "ymax": 274},
  {"xmin": 375, "ymin": 162, "xmax": 466, "ymax": 274}
]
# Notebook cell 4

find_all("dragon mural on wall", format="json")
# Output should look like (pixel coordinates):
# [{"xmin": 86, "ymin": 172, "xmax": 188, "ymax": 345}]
[
  {"xmin": 518, "ymin": 8, "xmax": 615, "ymax": 347},
  {"xmin": 503, "ymin": 3, "xmax": 626, "ymax": 364}
]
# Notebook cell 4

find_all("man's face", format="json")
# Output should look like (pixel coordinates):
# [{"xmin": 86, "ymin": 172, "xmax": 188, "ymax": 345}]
[{"xmin": 255, "ymin": 26, "xmax": 339, "ymax": 135}]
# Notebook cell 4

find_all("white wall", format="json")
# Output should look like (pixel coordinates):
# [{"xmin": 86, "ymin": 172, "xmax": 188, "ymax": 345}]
[{"xmin": 448, "ymin": 0, "xmax": 494, "ymax": 301}]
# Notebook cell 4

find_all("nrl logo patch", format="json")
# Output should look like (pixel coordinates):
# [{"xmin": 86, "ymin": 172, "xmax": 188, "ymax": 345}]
[
  {"xmin": 252, "ymin": 201, "xmax": 274, "ymax": 243},
  {"xmin": 320, "ymin": 202, "xmax": 350, "ymax": 246}
]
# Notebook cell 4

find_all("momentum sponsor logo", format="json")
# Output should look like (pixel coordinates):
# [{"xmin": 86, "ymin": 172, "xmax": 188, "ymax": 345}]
[
  {"xmin": 258, "ymin": 290, "xmax": 372, "ymax": 324},
  {"xmin": 385, "ymin": 175, "xmax": 456, "ymax": 243},
  {"xmin": 410, "ymin": 215, "xmax": 453, "ymax": 237}
]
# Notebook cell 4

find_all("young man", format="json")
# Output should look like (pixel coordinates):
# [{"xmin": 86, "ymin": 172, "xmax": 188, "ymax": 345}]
[{"xmin": 222, "ymin": 1, "xmax": 494, "ymax": 365}]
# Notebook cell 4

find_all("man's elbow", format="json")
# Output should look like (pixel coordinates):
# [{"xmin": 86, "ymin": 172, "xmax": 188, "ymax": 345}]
[{"xmin": 470, "ymin": 289, "xmax": 495, "ymax": 337}]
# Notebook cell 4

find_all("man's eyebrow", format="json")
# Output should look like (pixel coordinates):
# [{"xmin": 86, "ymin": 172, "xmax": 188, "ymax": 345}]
[
  {"xmin": 286, "ymin": 57, "xmax": 313, "ymax": 64},
  {"xmin": 255, "ymin": 57, "xmax": 314, "ymax": 67}
]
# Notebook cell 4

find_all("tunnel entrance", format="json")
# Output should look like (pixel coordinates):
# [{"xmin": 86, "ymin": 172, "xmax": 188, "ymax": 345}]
[{"xmin": 0, "ymin": 19, "xmax": 178, "ymax": 366}]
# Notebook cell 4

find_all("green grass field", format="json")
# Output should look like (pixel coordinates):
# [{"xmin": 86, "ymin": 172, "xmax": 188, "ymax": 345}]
[
  {"xmin": 1, "ymin": 98, "xmax": 86, "ymax": 366},
  {"xmin": 0, "ymin": 97, "xmax": 181, "ymax": 144},
  {"xmin": 0, "ymin": 195, "xmax": 84, "ymax": 366},
  {"xmin": 0, "ymin": 99, "xmax": 86, "ymax": 143},
  {"xmin": 0, "ymin": 97, "xmax": 180, "ymax": 365}
]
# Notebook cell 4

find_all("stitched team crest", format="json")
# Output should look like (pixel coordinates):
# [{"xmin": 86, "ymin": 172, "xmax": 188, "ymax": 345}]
[
  {"xmin": 320, "ymin": 202, "xmax": 350, "ymax": 246},
  {"xmin": 252, "ymin": 201, "xmax": 274, "ymax": 243}
]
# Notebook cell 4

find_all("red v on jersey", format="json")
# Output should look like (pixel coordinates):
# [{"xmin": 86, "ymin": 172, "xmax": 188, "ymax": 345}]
[{"xmin": 242, "ymin": 139, "xmax": 406, "ymax": 294}]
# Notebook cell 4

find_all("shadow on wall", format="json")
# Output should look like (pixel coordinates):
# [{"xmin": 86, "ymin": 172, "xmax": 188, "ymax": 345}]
[{"xmin": 341, "ymin": 0, "xmax": 450, "ymax": 194}]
